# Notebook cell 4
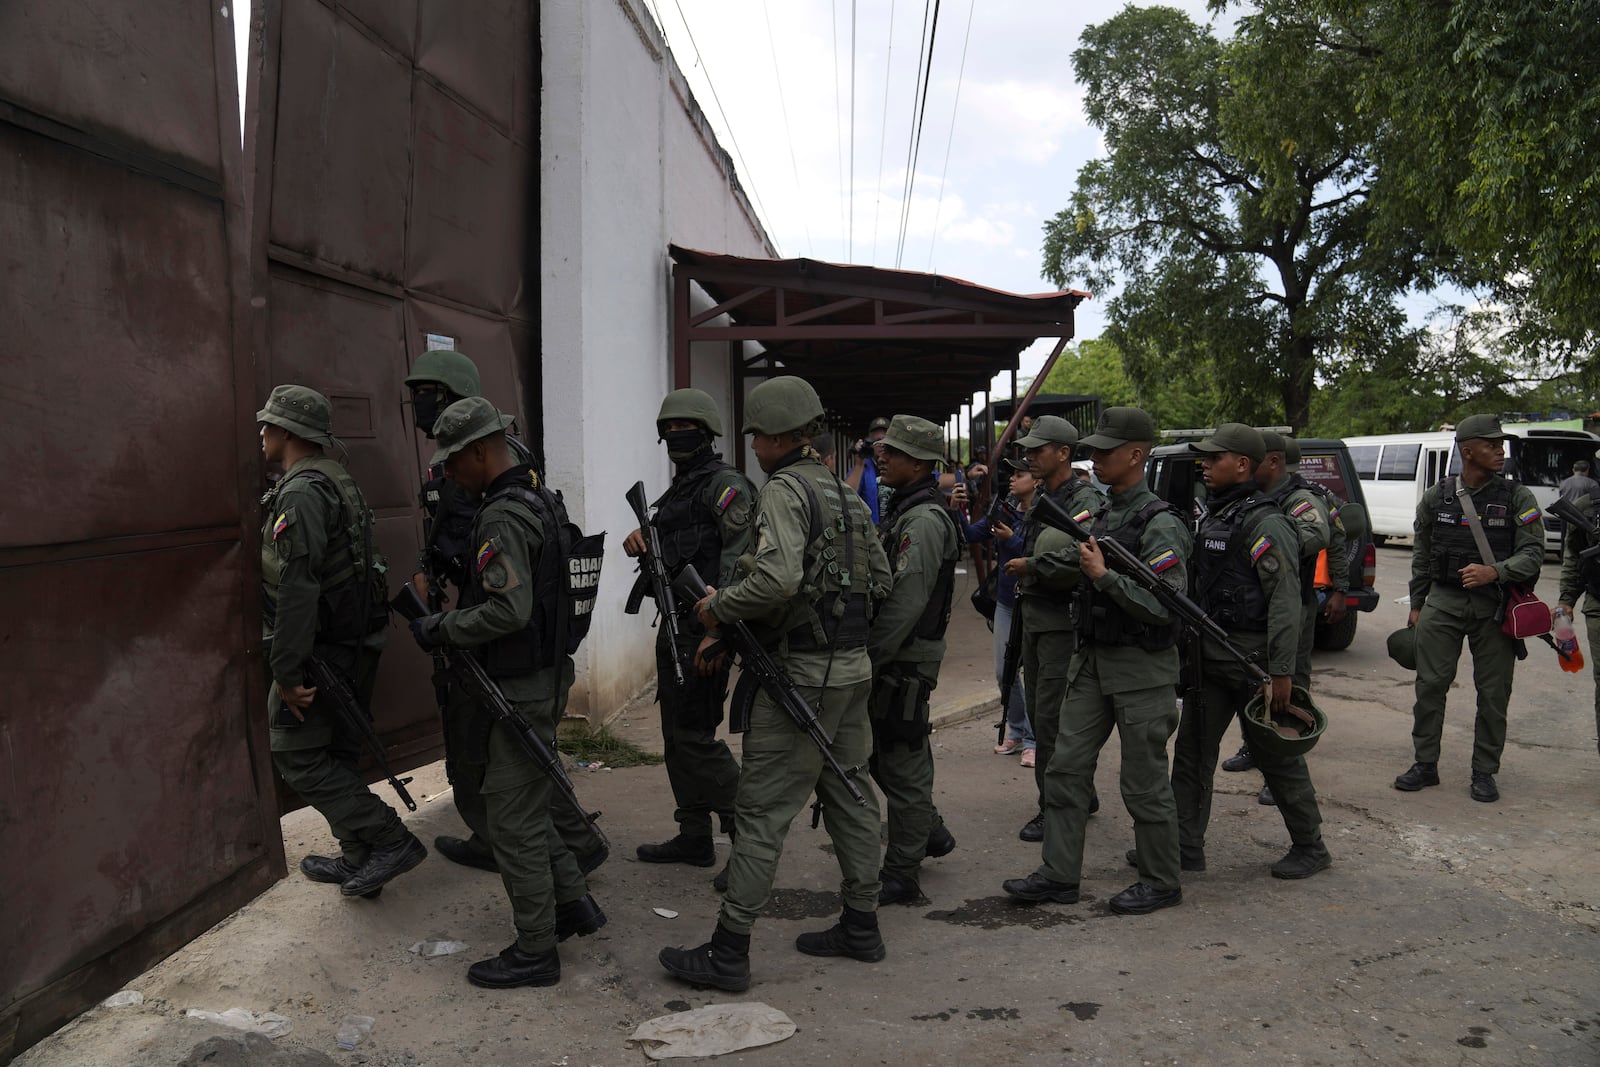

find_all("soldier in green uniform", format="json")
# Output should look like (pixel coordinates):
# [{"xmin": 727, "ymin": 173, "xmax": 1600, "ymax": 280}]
[
  {"xmin": 1556, "ymin": 450, "xmax": 1600, "ymax": 755},
  {"xmin": 408, "ymin": 398, "xmax": 605, "ymax": 988},
  {"xmin": 1172, "ymin": 423, "xmax": 1332, "ymax": 880},
  {"xmin": 867, "ymin": 415, "xmax": 964, "ymax": 905},
  {"xmin": 258, "ymin": 385, "xmax": 427, "ymax": 898},
  {"xmin": 404, "ymin": 349, "xmax": 608, "ymax": 878},
  {"xmin": 1003, "ymin": 407, "xmax": 1189, "ymax": 913},
  {"xmin": 659, "ymin": 376, "xmax": 892, "ymax": 992},
  {"xmin": 1222, "ymin": 435, "xmax": 1352, "ymax": 779},
  {"xmin": 1002, "ymin": 415, "xmax": 1103, "ymax": 842},
  {"xmin": 1395, "ymin": 414, "xmax": 1544, "ymax": 803},
  {"xmin": 623, "ymin": 389, "xmax": 753, "ymax": 873}
]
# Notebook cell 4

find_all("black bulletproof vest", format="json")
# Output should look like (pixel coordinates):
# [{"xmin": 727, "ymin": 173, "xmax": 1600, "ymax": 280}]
[
  {"xmin": 1193, "ymin": 487, "xmax": 1272, "ymax": 632},
  {"xmin": 879, "ymin": 478, "xmax": 959, "ymax": 642},
  {"xmin": 1073, "ymin": 498, "xmax": 1182, "ymax": 650},
  {"xmin": 421, "ymin": 435, "xmax": 533, "ymax": 592},
  {"xmin": 1430, "ymin": 477, "xmax": 1515, "ymax": 585},
  {"xmin": 1023, "ymin": 478, "xmax": 1102, "ymax": 557},
  {"xmin": 652, "ymin": 451, "xmax": 730, "ymax": 586}
]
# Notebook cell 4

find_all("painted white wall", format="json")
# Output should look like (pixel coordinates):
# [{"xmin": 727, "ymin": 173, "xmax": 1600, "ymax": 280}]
[{"xmin": 541, "ymin": 0, "xmax": 774, "ymax": 722}]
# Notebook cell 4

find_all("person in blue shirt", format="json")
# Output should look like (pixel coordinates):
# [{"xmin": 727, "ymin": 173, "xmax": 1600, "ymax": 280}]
[
  {"xmin": 956, "ymin": 457, "xmax": 1037, "ymax": 764},
  {"xmin": 846, "ymin": 416, "xmax": 891, "ymax": 524}
]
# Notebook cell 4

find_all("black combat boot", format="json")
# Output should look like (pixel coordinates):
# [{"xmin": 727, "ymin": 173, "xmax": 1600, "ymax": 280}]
[
  {"xmin": 555, "ymin": 894, "xmax": 607, "ymax": 941},
  {"xmin": 877, "ymin": 869, "xmax": 922, "ymax": 906},
  {"xmin": 1000, "ymin": 872, "xmax": 1079, "ymax": 904},
  {"xmin": 795, "ymin": 907, "xmax": 886, "ymax": 962},
  {"xmin": 576, "ymin": 840, "xmax": 610, "ymax": 876},
  {"xmin": 637, "ymin": 834, "xmax": 717, "ymax": 867},
  {"xmin": 659, "ymin": 924, "xmax": 752, "ymax": 991},
  {"xmin": 1108, "ymin": 881, "xmax": 1183, "ymax": 915},
  {"xmin": 300, "ymin": 854, "xmax": 383, "ymax": 898},
  {"xmin": 1257, "ymin": 784, "xmax": 1275, "ymax": 806},
  {"xmin": 1270, "ymin": 839, "xmax": 1332, "ymax": 880},
  {"xmin": 925, "ymin": 823, "xmax": 956, "ymax": 858},
  {"xmin": 339, "ymin": 833, "xmax": 427, "ymax": 897},
  {"xmin": 1221, "ymin": 744, "xmax": 1254, "ymax": 772},
  {"xmin": 1469, "ymin": 771, "xmax": 1499, "ymax": 802},
  {"xmin": 434, "ymin": 835, "xmax": 499, "ymax": 872},
  {"xmin": 467, "ymin": 944, "xmax": 561, "ymax": 989},
  {"xmin": 1393, "ymin": 762, "xmax": 1440, "ymax": 791},
  {"xmin": 1018, "ymin": 813, "xmax": 1045, "ymax": 842}
]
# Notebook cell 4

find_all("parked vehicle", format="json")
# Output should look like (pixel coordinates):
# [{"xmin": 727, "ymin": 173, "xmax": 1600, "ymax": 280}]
[
  {"xmin": 1145, "ymin": 437, "xmax": 1379, "ymax": 651},
  {"xmin": 1343, "ymin": 427, "xmax": 1599, "ymax": 554}
]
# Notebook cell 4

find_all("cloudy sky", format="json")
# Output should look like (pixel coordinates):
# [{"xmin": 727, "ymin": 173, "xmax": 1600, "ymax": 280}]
[{"xmin": 234, "ymin": 0, "xmax": 1220, "ymax": 399}]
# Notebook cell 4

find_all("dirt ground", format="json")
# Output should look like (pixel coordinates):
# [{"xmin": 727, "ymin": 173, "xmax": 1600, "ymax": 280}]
[{"xmin": 17, "ymin": 550, "xmax": 1600, "ymax": 1066}]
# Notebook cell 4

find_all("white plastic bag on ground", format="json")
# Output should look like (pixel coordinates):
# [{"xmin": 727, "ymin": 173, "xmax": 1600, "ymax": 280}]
[
  {"xmin": 184, "ymin": 1007, "xmax": 293, "ymax": 1039},
  {"xmin": 626, "ymin": 1003, "xmax": 795, "ymax": 1060}
]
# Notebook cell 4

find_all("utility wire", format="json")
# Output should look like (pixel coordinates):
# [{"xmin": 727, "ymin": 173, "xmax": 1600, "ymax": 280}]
[
  {"xmin": 762, "ymin": 0, "xmax": 813, "ymax": 255},
  {"xmin": 832, "ymin": 0, "xmax": 848, "ymax": 250},
  {"xmin": 894, "ymin": 0, "xmax": 941, "ymax": 268},
  {"xmin": 668, "ymin": 0, "xmax": 781, "ymax": 251},
  {"xmin": 926, "ymin": 0, "xmax": 974, "ymax": 270},
  {"xmin": 870, "ymin": 0, "xmax": 899, "ymax": 264},
  {"xmin": 848, "ymin": 0, "xmax": 857, "ymax": 261}
]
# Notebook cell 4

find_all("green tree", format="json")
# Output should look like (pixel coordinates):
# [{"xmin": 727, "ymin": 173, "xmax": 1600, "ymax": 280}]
[
  {"xmin": 1038, "ymin": 337, "xmax": 1231, "ymax": 430},
  {"xmin": 1042, "ymin": 5, "xmax": 1434, "ymax": 431}
]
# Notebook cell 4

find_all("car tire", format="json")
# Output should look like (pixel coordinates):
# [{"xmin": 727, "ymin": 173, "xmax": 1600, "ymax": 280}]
[{"xmin": 1315, "ymin": 609, "xmax": 1358, "ymax": 651}]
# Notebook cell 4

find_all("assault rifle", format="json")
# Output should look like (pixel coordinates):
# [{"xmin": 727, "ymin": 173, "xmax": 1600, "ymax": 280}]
[
  {"xmin": 303, "ymin": 655, "xmax": 417, "ymax": 811},
  {"xmin": 391, "ymin": 584, "xmax": 607, "ymax": 842},
  {"xmin": 623, "ymin": 480, "xmax": 687, "ymax": 687},
  {"xmin": 1547, "ymin": 497, "xmax": 1600, "ymax": 563},
  {"xmin": 1032, "ymin": 493, "xmax": 1272, "ymax": 688},
  {"xmin": 995, "ymin": 599, "xmax": 1024, "ymax": 745},
  {"xmin": 671, "ymin": 564, "xmax": 866, "ymax": 806}
]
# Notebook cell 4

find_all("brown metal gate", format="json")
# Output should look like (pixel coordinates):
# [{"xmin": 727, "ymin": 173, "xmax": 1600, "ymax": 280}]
[
  {"xmin": 0, "ymin": 4, "xmax": 278, "ymax": 1060},
  {"xmin": 246, "ymin": 0, "xmax": 543, "ymax": 777},
  {"xmin": 0, "ymin": 1, "xmax": 541, "ymax": 1059}
]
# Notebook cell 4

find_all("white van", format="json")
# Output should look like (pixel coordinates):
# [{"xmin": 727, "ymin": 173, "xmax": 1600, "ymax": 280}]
[{"xmin": 1344, "ymin": 426, "xmax": 1599, "ymax": 554}]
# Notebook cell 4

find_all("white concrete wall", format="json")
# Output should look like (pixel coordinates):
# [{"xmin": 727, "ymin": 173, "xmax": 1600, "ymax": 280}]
[{"xmin": 540, "ymin": 0, "xmax": 775, "ymax": 722}]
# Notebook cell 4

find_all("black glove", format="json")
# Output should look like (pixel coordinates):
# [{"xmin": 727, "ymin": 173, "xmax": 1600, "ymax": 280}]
[{"xmin": 410, "ymin": 612, "xmax": 447, "ymax": 652}]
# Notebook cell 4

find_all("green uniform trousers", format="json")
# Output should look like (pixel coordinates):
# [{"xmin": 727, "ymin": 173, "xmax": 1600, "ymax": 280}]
[
  {"xmin": 866, "ymin": 666, "xmax": 946, "ymax": 882},
  {"xmin": 657, "ymin": 630, "xmax": 740, "ymax": 838},
  {"xmin": 457, "ymin": 687, "xmax": 589, "ymax": 953},
  {"xmin": 1411, "ymin": 601, "xmax": 1517, "ymax": 774},
  {"xmin": 445, "ymin": 685, "xmax": 606, "ymax": 863},
  {"xmin": 719, "ymin": 679, "xmax": 881, "ymax": 935},
  {"xmin": 270, "ymin": 649, "xmax": 407, "ymax": 865},
  {"xmin": 1586, "ymin": 612, "xmax": 1600, "ymax": 755},
  {"xmin": 1040, "ymin": 657, "xmax": 1181, "ymax": 890},
  {"xmin": 1172, "ymin": 657, "xmax": 1323, "ymax": 852},
  {"xmin": 1293, "ymin": 597, "xmax": 1318, "ymax": 693},
  {"xmin": 1022, "ymin": 627, "xmax": 1077, "ymax": 806}
]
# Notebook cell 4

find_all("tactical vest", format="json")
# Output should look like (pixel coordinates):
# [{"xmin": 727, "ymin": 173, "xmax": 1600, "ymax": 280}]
[
  {"xmin": 420, "ymin": 435, "xmax": 533, "ymax": 592},
  {"xmin": 1193, "ymin": 490, "xmax": 1274, "ymax": 632},
  {"xmin": 1022, "ymin": 479, "xmax": 1101, "ymax": 559},
  {"xmin": 1073, "ymin": 498, "xmax": 1182, "ymax": 650},
  {"xmin": 262, "ymin": 456, "xmax": 389, "ymax": 641},
  {"xmin": 880, "ymin": 480, "xmax": 960, "ymax": 642},
  {"xmin": 1582, "ymin": 521, "xmax": 1600, "ymax": 599},
  {"xmin": 651, "ymin": 452, "xmax": 733, "ymax": 587},
  {"xmin": 767, "ymin": 454, "xmax": 880, "ymax": 653},
  {"xmin": 1429, "ymin": 476, "xmax": 1515, "ymax": 586},
  {"xmin": 459, "ymin": 467, "xmax": 605, "ymax": 677}
]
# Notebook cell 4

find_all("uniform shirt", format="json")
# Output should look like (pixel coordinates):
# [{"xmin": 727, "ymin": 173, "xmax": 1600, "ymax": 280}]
[
  {"xmin": 710, "ymin": 454, "xmax": 893, "ymax": 687},
  {"xmin": 1262, "ymin": 473, "xmax": 1331, "ymax": 562},
  {"xmin": 1199, "ymin": 489, "xmax": 1302, "ymax": 676},
  {"xmin": 262, "ymin": 456, "xmax": 376, "ymax": 688},
  {"xmin": 868, "ymin": 485, "xmax": 962, "ymax": 673},
  {"xmin": 440, "ymin": 465, "xmax": 556, "ymax": 699},
  {"xmin": 676, "ymin": 460, "xmax": 756, "ymax": 588},
  {"xmin": 1018, "ymin": 479, "xmax": 1102, "ymax": 633},
  {"xmin": 1409, "ymin": 473, "xmax": 1544, "ymax": 621},
  {"xmin": 1558, "ymin": 472, "xmax": 1599, "ymax": 505},
  {"xmin": 1558, "ymin": 494, "xmax": 1599, "ymax": 613},
  {"xmin": 1074, "ymin": 481, "xmax": 1191, "ymax": 692}
]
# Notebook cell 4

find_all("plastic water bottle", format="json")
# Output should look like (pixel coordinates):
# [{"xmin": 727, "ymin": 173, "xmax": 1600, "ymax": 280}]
[
  {"xmin": 335, "ymin": 1015, "xmax": 374, "ymax": 1049},
  {"xmin": 1553, "ymin": 609, "xmax": 1585, "ymax": 673}
]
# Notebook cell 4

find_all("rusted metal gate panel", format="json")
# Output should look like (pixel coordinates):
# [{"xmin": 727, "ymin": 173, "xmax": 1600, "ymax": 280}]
[
  {"xmin": 248, "ymin": 0, "xmax": 541, "ymax": 782},
  {"xmin": 0, "ymin": 3, "xmax": 276, "ymax": 1061}
]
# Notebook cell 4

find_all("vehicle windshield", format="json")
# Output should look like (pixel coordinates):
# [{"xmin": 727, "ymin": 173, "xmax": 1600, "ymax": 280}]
[{"xmin": 1508, "ymin": 438, "xmax": 1598, "ymax": 488}]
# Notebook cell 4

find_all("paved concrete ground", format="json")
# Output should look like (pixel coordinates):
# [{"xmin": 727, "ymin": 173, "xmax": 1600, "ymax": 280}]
[{"xmin": 18, "ymin": 550, "xmax": 1600, "ymax": 1066}]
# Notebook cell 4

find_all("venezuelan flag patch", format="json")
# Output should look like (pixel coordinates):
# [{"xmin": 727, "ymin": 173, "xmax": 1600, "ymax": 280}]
[
  {"xmin": 716, "ymin": 486, "xmax": 739, "ymax": 511},
  {"xmin": 271, "ymin": 513, "xmax": 289, "ymax": 540},
  {"xmin": 1249, "ymin": 535, "xmax": 1272, "ymax": 562},
  {"xmin": 475, "ymin": 539, "xmax": 497, "ymax": 572},
  {"xmin": 1147, "ymin": 549, "xmax": 1178, "ymax": 573},
  {"xmin": 1072, "ymin": 508, "xmax": 1093, "ymax": 523},
  {"xmin": 1516, "ymin": 506, "xmax": 1539, "ymax": 525},
  {"xmin": 1291, "ymin": 500, "xmax": 1315, "ymax": 517}
]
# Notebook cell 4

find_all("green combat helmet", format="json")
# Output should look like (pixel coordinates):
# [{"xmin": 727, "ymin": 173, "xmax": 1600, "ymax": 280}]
[
  {"xmin": 257, "ymin": 384, "xmax": 336, "ymax": 447},
  {"xmin": 657, "ymin": 387, "xmax": 724, "ymax": 436},
  {"xmin": 741, "ymin": 375, "xmax": 823, "ymax": 435},
  {"xmin": 405, "ymin": 348, "xmax": 482, "ymax": 399},
  {"xmin": 1386, "ymin": 627, "xmax": 1418, "ymax": 671},
  {"xmin": 1242, "ymin": 684, "xmax": 1327, "ymax": 759}
]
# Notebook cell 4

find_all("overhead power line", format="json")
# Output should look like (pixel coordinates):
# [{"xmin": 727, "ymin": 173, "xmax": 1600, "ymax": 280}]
[
  {"xmin": 870, "ymin": 0, "xmax": 899, "ymax": 264},
  {"xmin": 832, "ymin": 0, "xmax": 848, "ymax": 249},
  {"xmin": 762, "ymin": 0, "xmax": 813, "ymax": 256},
  {"xmin": 848, "ymin": 0, "xmax": 857, "ymax": 262},
  {"xmin": 926, "ymin": 0, "xmax": 974, "ymax": 270},
  {"xmin": 894, "ymin": 0, "xmax": 942, "ymax": 268}
]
